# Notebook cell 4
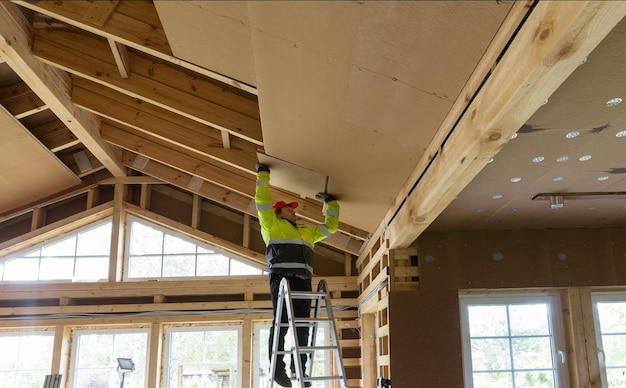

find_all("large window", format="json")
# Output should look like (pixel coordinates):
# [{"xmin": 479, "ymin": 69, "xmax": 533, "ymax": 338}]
[
  {"xmin": 0, "ymin": 330, "xmax": 54, "ymax": 388},
  {"xmin": 69, "ymin": 328, "xmax": 149, "ymax": 388},
  {"xmin": 459, "ymin": 293, "xmax": 568, "ymax": 388},
  {"xmin": 164, "ymin": 325, "xmax": 241, "ymax": 388},
  {"xmin": 254, "ymin": 323, "xmax": 331, "ymax": 388},
  {"xmin": 0, "ymin": 220, "xmax": 111, "ymax": 282},
  {"xmin": 592, "ymin": 292, "xmax": 626, "ymax": 387},
  {"xmin": 125, "ymin": 216, "xmax": 264, "ymax": 280}
]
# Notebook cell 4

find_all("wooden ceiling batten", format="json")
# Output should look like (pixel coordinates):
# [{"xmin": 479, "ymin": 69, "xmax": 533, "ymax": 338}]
[
  {"xmin": 32, "ymin": 27, "xmax": 263, "ymax": 144},
  {"xmin": 13, "ymin": 0, "xmax": 258, "ymax": 95},
  {"xmin": 0, "ymin": 2, "xmax": 125, "ymax": 177}
]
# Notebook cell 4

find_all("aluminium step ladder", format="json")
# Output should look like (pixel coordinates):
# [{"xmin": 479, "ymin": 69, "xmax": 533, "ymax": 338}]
[{"xmin": 269, "ymin": 277, "xmax": 348, "ymax": 388}]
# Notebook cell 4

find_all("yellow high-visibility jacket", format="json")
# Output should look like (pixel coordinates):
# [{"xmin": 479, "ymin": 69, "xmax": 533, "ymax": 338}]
[{"xmin": 255, "ymin": 171, "xmax": 339, "ymax": 279}]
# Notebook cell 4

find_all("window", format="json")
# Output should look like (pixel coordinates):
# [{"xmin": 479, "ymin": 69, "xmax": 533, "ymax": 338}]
[
  {"xmin": 125, "ymin": 216, "xmax": 264, "ymax": 280},
  {"xmin": 592, "ymin": 292, "xmax": 626, "ymax": 387},
  {"xmin": 0, "ymin": 330, "xmax": 54, "ymax": 388},
  {"xmin": 164, "ymin": 325, "xmax": 241, "ymax": 387},
  {"xmin": 69, "ymin": 328, "xmax": 149, "ymax": 388},
  {"xmin": 459, "ymin": 293, "xmax": 568, "ymax": 388},
  {"xmin": 0, "ymin": 220, "xmax": 111, "ymax": 282},
  {"xmin": 253, "ymin": 323, "xmax": 331, "ymax": 388}
]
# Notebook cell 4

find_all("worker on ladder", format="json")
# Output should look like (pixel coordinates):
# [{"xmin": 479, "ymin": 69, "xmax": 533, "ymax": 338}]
[{"xmin": 255, "ymin": 162, "xmax": 340, "ymax": 387}]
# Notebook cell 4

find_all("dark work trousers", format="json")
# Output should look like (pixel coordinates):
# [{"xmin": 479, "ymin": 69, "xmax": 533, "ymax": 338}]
[{"xmin": 268, "ymin": 273, "xmax": 312, "ymax": 374}]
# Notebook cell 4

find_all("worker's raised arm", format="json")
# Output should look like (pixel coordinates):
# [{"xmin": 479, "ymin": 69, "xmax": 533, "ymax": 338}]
[
  {"xmin": 255, "ymin": 163, "xmax": 276, "ymax": 231},
  {"xmin": 312, "ymin": 193, "xmax": 339, "ymax": 243}
]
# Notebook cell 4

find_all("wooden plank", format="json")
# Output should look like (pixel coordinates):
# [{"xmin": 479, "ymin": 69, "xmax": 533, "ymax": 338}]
[
  {"xmin": 29, "ymin": 120, "xmax": 80, "ymax": 153},
  {"xmin": 14, "ymin": 0, "xmax": 257, "ymax": 95},
  {"xmin": 562, "ymin": 288, "xmax": 588, "ymax": 387},
  {"xmin": 108, "ymin": 184, "xmax": 125, "ymax": 282},
  {"xmin": 580, "ymin": 288, "xmax": 602, "ymax": 387},
  {"xmin": 83, "ymin": 0, "xmax": 119, "ymax": 26},
  {"xmin": 0, "ymin": 3, "xmax": 125, "ymax": 177},
  {"xmin": 361, "ymin": 313, "xmax": 377, "ymax": 388},
  {"xmin": 147, "ymin": 324, "xmax": 162, "ymax": 388},
  {"xmin": 108, "ymin": 38, "xmax": 129, "ymax": 78},
  {"xmin": 32, "ymin": 28, "xmax": 262, "ymax": 143}
]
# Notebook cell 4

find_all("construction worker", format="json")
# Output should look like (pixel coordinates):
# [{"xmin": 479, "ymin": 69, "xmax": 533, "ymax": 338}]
[{"xmin": 255, "ymin": 162, "xmax": 339, "ymax": 387}]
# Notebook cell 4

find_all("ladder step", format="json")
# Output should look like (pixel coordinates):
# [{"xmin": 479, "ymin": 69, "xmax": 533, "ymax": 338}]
[
  {"xmin": 294, "ymin": 317, "xmax": 332, "ymax": 323},
  {"xmin": 304, "ymin": 375, "xmax": 345, "ymax": 382},
  {"xmin": 288, "ymin": 291, "xmax": 328, "ymax": 299},
  {"xmin": 276, "ymin": 345, "xmax": 339, "ymax": 354}
]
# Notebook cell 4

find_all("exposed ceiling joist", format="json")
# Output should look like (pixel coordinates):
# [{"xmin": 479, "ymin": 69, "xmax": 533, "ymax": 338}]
[
  {"xmin": 31, "ymin": 27, "xmax": 263, "ymax": 144},
  {"xmin": 379, "ymin": 1, "xmax": 626, "ymax": 250},
  {"xmin": 0, "ymin": 2, "xmax": 126, "ymax": 177},
  {"xmin": 12, "ymin": 0, "xmax": 257, "ymax": 95}
]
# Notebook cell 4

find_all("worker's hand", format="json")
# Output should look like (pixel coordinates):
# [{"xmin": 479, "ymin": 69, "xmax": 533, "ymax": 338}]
[
  {"xmin": 316, "ymin": 192, "xmax": 336, "ymax": 203},
  {"xmin": 256, "ymin": 162, "xmax": 270, "ymax": 173}
]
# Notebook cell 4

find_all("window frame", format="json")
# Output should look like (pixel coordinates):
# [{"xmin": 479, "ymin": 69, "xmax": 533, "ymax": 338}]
[
  {"xmin": 459, "ymin": 292, "xmax": 569, "ymax": 388},
  {"xmin": 124, "ymin": 214, "xmax": 265, "ymax": 281},
  {"xmin": 0, "ymin": 328, "xmax": 55, "ymax": 388},
  {"xmin": 0, "ymin": 218, "xmax": 112, "ymax": 283},
  {"xmin": 163, "ymin": 323, "xmax": 243, "ymax": 388},
  {"xmin": 591, "ymin": 291, "xmax": 626, "ymax": 387},
  {"xmin": 68, "ymin": 326, "xmax": 150, "ymax": 388}
]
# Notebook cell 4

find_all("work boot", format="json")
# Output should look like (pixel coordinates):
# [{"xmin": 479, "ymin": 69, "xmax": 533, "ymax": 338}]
[
  {"xmin": 274, "ymin": 369, "xmax": 292, "ymax": 387},
  {"xmin": 291, "ymin": 372, "xmax": 311, "ymax": 387}
]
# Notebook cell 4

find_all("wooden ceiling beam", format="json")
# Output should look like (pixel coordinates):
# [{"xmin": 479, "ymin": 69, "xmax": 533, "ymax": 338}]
[
  {"xmin": 29, "ymin": 120, "xmax": 80, "ymax": 153},
  {"xmin": 32, "ymin": 27, "xmax": 262, "ymax": 144},
  {"xmin": 0, "ymin": 3, "xmax": 125, "ymax": 177},
  {"xmin": 12, "ymin": 0, "xmax": 257, "ymax": 94},
  {"xmin": 375, "ymin": 1, "xmax": 626, "ymax": 251},
  {"xmin": 122, "ymin": 151, "xmax": 368, "ymax": 250},
  {"xmin": 72, "ymin": 79, "xmax": 258, "ymax": 172}
]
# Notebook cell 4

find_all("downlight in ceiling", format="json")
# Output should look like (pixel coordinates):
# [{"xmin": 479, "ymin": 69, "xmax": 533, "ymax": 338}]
[{"xmin": 606, "ymin": 97, "xmax": 622, "ymax": 107}]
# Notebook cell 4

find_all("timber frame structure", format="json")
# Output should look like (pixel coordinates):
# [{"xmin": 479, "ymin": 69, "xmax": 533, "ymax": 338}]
[{"xmin": 1, "ymin": 1, "xmax": 626, "ymax": 387}]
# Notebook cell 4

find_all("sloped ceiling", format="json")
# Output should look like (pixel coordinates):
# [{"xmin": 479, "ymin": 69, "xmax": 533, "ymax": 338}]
[{"xmin": 1, "ymin": 1, "xmax": 626, "ymax": 257}]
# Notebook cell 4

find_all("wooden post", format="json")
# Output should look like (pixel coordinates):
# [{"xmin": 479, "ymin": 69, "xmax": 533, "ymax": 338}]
[
  {"xmin": 147, "ymin": 324, "xmax": 162, "ymax": 388},
  {"xmin": 108, "ymin": 183, "xmax": 125, "ymax": 282},
  {"xmin": 51, "ymin": 325, "xmax": 71, "ymax": 386},
  {"xmin": 361, "ymin": 313, "xmax": 377, "ymax": 388},
  {"xmin": 241, "ymin": 319, "xmax": 252, "ymax": 388}
]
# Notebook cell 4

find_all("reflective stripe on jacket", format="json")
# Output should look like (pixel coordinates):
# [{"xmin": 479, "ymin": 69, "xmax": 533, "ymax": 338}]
[{"xmin": 255, "ymin": 171, "xmax": 339, "ymax": 278}]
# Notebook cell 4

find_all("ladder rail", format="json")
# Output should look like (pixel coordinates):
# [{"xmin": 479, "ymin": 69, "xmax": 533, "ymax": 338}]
[{"xmin": 270, "ymin": 277, "xmax": 348, "ymax": 388}]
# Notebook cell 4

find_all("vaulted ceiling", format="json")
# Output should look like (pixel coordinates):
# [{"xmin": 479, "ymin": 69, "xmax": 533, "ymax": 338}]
[{"xmin": 1, "ymin": 1, "xmax": 625, "ymax": 259}]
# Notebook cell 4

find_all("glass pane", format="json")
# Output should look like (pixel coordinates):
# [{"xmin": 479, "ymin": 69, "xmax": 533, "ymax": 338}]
[
  {"xmin": 17, "ymin": 335, "xmax": 53, "ymax": 369},
  {"xmin": 603, "ymin": 334, "xmax": 626, "ymax": 366},
  {"xmin": 509, "ymin": 304, "xmax": 550, "ymax": 336},
  {"xmin": 74, "ymin": 368, "xmax": 110, "ymax": 388},
  {"xmin": 514, "ymin": 371, "xmax": 555, "ymax": 388},
  {"xmin": 470, "ymin": 338, "xmax": 511, "ymax": 371},
  {"xmin": 163, "ymin": 255, "xmax": 196, "ymax": 277},
  {"xmin": 42, "ymin": 236, "xmax": 76, "ymax": 256},
  {"xmin": 598, "ymin": 303, "xmax": 626, "ymax": 334},
  {"xmin": 197, "ymin": 254, "xmax": 229, "ymax": 276},
  {"xmin": 606, "ymin": 368, "xmax": 626, "ymax": 387},
  {"xmin": 0, "ymin": 336, "xmax": 19, "ymax": 369},
  {"xmin": 171, "ymin": 331, "xmax": 205, "ymax": 364},
  {"xmin": 164, "ymin": 234, "xmax": 196, "ymax": 254},
  {"xmin": 468, "ymin": 305, "xmax": 508, "ymax": 337},
  {"xmin": 75, "ymin": 256, "xmax": 108, "ymax": 281},
  {"xmin": 77, "ymin": 334, "xmax": 113, "ymax": 367},
  {"xmin": 230, "ymin": 260, "xmax": 261, "ymax": 275},
  {"xmin": 473, "ymin": 371, "xmax": 512, "ymax": 388},
  {"xmin": 511, "ymin": 337, "xmax": 553, "ymax": 370},
  {"xmin": 129, "ymin": 222, "xmax": 163, "ymax": 255},
  {"xmin": 4, "ymin": 258, "xmax": 39, "ymax": 281},
  {"xmin": 15, "ymin": 370, "xmax": 47, "ymax": 388},
  {"xmin": 0, "ymin": 372, "xmax": 16, "ymax": 386},
  {"xmin": 77, "ymin": 223, "xmax": 112, "ymax": 255},
  {"xmin": 198, "ymin": 246, "xmax": 215, "ymax": 254},
  {"xmin": 128, "ymin": 256, "xmax": 161, "ymax": 278},
  {"xmin": 40, "ymin": 257, "xmax": 74, "ymax": 280}
]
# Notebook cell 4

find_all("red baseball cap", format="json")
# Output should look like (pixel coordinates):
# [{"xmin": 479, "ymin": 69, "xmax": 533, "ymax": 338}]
[{"xmin": 273, "ymin": 201, "xmax": 298, "ymax": 213}]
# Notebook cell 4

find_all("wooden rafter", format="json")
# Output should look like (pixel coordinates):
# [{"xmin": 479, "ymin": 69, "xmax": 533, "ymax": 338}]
[
  {"xmin": 32, "ymin": 27, "xmax": 262, "ymax": 144},
  {"xmin": 0, "ymin": 2, "xmax": 126, "ymax": 177},
  {"xmin": 12, "ymin": 0, "xmax": 257, "ymax": 94}
]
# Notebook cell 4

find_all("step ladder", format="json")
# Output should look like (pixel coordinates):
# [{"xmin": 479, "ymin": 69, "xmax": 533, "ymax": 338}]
[{"xmin": 269, "ymin": 277, "xmax": 348, "ymax": 388}]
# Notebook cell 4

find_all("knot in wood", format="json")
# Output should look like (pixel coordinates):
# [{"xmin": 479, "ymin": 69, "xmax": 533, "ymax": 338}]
[{"xmin": 488, "ymin": 131, "xmax": 502, "ymax": 142}]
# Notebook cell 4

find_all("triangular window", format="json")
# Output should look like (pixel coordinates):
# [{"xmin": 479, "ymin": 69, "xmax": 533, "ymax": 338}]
[{"xmin": 125, "ymin": 215, "xmax": 264, "ymax": 280}]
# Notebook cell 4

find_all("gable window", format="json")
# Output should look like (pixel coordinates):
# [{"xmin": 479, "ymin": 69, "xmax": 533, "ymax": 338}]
[
  {"xmin": 0, "ymin": 329, "xmax": 54, "ymax": 388},
  {"xmin": 459, "ymin": 293, "xmax": 568, "ymax": 388},
  {"xmin": 592, "ymin": 292, "xmax": 626, "ymax": 387},
  {"xmin": 125, "ymin": 216, "xmax": 264, "ymax": 280},
  {"xmin": 164, "ymin": 325, "xmax": 241, "ymax": 387},
  {"xmin": 69, "ymin": 328, "xmax": 149, "ymax": 388},
  {"xmin": 0, "ymin": 220, "xmax": 111, "ymax": 282}
]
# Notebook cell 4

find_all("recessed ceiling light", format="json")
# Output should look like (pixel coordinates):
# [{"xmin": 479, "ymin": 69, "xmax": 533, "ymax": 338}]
[
  {"xmin": 556, "ymin": 156, "xmax": 569, "ymax": 163},
  {"xmin": 580, "ymin": 57, "xmax": 588, "ymax": 65},
  {"xmin": 588, "ymin": 206, "xmax": 597, "ymax": 211},
  {"xmin": 475, "ymin": 209, "xmax": 484, "ymax": 213},
  {"xmin": 511, "ymin": 208, "xmax": 518, "ymax": 212},
  {"xmin": 597, "ymin": 176, "xmax": 609, "ymax": 181},
  {"xmin": 511, "ymin": 133, "xmax": 518, "ymax": 139},
  {"xmin": 553, "ymin": 176, "xmax": 564, "ymax": 182},
  {"xmin": 616, "ymin": 130, "xmax": 626, "ymax": 138},
  {"xmin": 488, "ymin": 158, "xmax": 494, "ymax": 164},
  {"xmin": 492, "ymin": 194, "xmax": 503, "ymax": 200},
  {"xmin": 606, "ymin": 97, "xmax": 622, "ymax": 107},
  {"xmin": 532, "ymin": 156, "xmax": 545, "ymax": 163},
  {"xmin": 579, "ymin": 155, "xmax": 592, "ymax": 161},
  {"xmin": 510, "ymin": 177, "xmax": 522, "ymax": 183},
  {"xmin": 542, "ymin": 99, "xmax": 549, "ymax": 106},
  {"xmin": 566, "ymin": 131, "xmax": 580, "ymax": 139}
]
